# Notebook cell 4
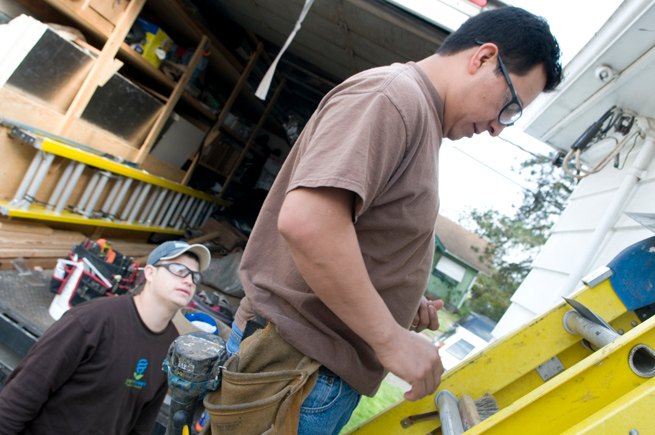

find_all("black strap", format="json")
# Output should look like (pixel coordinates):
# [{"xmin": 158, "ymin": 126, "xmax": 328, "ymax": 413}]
[
  {"xmin": 318, "ymin": 366, "xmax": 337, "ymax": 377},
  {"xmin": 242, "ymin": 310, "xmax": 267, "ymax": 342}
]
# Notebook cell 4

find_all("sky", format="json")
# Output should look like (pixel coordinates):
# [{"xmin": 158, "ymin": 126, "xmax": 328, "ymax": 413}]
[
  {"xmin": 438, "ymin": 131, "xmax": 552, "ymax": 221},
  {"xmin": 432, "ymin": 0, "xmax": 624, "ymax": 222}
]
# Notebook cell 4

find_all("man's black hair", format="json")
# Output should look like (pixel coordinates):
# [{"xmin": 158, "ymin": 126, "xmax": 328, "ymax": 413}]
[{"xmin": 437, "ymin": 6, "xmax": 563, "ymax": 92}]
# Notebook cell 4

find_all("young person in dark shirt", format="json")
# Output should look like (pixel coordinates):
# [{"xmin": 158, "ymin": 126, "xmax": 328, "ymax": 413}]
[{"xmin": 0, "ymin": 240, "xmax": 211, "ymax": 435}]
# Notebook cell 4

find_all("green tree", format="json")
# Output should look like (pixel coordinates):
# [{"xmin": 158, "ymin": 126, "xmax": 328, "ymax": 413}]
[{"xmin": 460, "ymin": 154, "xmax": 575, "ymax": 321}]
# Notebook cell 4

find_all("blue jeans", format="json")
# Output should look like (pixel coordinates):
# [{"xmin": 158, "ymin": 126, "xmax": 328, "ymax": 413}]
[{"xmin": 226, "ymin": 322, "xmax": 361, "ymax": 435}]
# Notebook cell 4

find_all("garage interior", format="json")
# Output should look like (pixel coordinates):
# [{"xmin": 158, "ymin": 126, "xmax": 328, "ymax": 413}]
[
  {"xmin": 0, "ymin": 0, "xmax": 511, "ymax": 256},
  {"xmin": 0, "ymin": 0, "xmax": 501, "ymax": 431}
]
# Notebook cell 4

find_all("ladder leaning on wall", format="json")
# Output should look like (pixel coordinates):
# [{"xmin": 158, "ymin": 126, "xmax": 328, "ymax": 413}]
[{"xmin": 0, "ymin": 119, "xmax": 230, "ymax": 235}]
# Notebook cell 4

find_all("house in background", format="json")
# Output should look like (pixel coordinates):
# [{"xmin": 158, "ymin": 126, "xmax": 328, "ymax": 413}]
[{"xmin": 426, "ymin": 215, "xmax": 492, "ymax": 309}]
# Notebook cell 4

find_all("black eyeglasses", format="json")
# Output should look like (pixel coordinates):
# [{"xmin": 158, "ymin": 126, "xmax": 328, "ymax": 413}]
[
  {"xmin": 496, "ymin": 52, "xmax": 523, "ymax": 126},
  {"xmin": 475, "ymin": 40, "xmax": 523, "ymax": 126},
  {"xmin": 154, "ymin": 262, "xmax": 202, "ymax": 285}
]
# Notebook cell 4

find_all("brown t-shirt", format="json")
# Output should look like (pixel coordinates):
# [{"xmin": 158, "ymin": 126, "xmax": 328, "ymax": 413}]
[{"xmin": 236, "ymin": 62, "xmax": 443, "ymax": 396}]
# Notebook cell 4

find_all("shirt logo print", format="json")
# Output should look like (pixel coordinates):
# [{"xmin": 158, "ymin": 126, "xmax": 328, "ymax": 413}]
[
  {"xmin": 134, "ymin": 359, "xmax": 148, "ymax": 380},
  {"xmin": 125, "ymin": 358, "xmax": 149, "ymax": 389}
]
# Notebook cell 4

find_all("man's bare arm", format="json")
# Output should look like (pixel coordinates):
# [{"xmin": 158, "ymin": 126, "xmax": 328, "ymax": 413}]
[{"xmin": 278, "ymin": 186, "xmax": 443, "ymax": 400}]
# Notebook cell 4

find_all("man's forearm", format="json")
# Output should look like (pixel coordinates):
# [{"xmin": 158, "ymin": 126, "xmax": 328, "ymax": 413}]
[{"xmin": 0, "ymin": 365, "xmax": 49, "ymax": 433}]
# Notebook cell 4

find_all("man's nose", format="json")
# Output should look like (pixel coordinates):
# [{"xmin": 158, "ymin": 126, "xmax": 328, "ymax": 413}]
[
  {"xmin": 182, "ymin": 273, "xmax": 195, "ymax": 285},
  {"xmin": 487, "ymin": 121, "xmax": 506, "ymax": 137}
]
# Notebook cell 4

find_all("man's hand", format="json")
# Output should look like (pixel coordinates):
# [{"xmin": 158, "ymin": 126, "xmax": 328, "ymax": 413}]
[
  {"xmin": 411, "ymin": 297, "xmax": 444, "ymax": 333},
  {"xmin": 374, "ymin": 325, "xmax": 444, "ymax": 401}
]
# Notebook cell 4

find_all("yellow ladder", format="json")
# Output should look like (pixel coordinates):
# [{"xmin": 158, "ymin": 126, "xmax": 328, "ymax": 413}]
[
  {"xmin": 1, "ymin": 122, "xmax": 229, "ymax": 235},
  {"xmin": 347, "ymin": 245, "xmax": 655, "ymax": 434}
]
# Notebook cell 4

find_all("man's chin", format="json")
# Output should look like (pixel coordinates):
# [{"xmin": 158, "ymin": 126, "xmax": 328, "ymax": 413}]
[{"xmin": 446, "ymin": 131, "xmax": 467, "ymax": 141}]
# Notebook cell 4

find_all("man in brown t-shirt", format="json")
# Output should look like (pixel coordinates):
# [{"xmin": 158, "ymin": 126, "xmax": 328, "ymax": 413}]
[{"xmin": 228, "ymin": 7, "xmax": 563, "ymax": 434}]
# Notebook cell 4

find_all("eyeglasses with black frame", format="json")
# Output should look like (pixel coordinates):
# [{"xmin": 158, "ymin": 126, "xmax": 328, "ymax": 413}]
[
  {"xmin": 496, "ymin": 53, "xmax": 523, "ymax": 126},
  {"xmin": 475, "ymin": 40, "xmax": 523, "ymax": 126},
  {"xmin": 154, "ymin": 262, "xmax": 202, "ymax": 285}
]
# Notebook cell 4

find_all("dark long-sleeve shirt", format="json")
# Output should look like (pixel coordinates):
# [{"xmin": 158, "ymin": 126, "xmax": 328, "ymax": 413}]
[{"xmin": 0, "ymin": 295, "xmax": 178, "ymax": 435}]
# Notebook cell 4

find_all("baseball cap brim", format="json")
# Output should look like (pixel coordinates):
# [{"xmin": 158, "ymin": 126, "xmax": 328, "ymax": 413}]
[{"xmin": 148, "ymin": 241, "xmax": 212, "ymax": 271}]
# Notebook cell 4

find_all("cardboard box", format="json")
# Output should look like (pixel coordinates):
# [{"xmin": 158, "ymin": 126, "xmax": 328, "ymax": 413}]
[
  {"xmin": 201, "ymin": 218, "xmax": 248, "ymax": 251},
  {"xmin": 150, "ymin": 112, "xmax": 204, "ymax": 168},
  {"xmin": 255, "ymin": 155, "xmax": 283, "ymax": 191}
]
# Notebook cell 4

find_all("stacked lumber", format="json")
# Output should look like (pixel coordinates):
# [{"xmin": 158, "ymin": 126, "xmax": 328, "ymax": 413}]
[
  {"xmin": 0, "ymin": 220, "xmax": 154, "ymax": 269},
  {"xmin": 0, "ymin": 218, "xmax": 248, "ymax": 270},
  {"xmin": 199, "ymin": 218, "xmax": 248, "ymax": 252}
]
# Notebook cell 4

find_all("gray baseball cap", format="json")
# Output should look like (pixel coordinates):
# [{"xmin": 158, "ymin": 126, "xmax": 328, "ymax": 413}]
[{"xmin": 146, "ymin": 241, "xmax": 211, "ymax": 271}]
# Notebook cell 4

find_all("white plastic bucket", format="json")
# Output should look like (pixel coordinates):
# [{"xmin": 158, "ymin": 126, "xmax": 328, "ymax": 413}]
[{"xmin": 48, "ymin": 259, "xmax": 84, "ymax": 320}]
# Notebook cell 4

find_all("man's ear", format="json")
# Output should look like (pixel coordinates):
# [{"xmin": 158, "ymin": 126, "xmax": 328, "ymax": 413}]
[
  {"xmin": 143, "ymin": 264, "xmax": 156, "ymax": 282},
  {"xmin": 469, "ymin": 42, "xmax": 499, "ymax": 75}
]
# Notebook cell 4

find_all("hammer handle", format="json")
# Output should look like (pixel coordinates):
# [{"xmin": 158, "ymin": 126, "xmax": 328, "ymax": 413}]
[{"xmin": 400, "ymin": 410, "xmax": 440, "ymax": 428}]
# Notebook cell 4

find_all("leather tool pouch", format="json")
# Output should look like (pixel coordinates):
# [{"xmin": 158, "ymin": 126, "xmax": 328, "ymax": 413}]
[{"xmin": 203, "ymin": 323, "xmax": 320, "ymax": 434}]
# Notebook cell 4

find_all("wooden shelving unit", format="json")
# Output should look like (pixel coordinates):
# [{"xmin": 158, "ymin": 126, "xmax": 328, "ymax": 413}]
[
  {"xmin": 0, "ymin": 0, "xmax": 293, "ymax": 235},
  {"xmin": 35, "ymin": 0, "xmax": 287, "ymax": 191}
]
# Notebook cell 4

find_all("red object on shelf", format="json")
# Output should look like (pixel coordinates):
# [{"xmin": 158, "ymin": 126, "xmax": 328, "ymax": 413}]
[{"xmin": 469, "ymin": 0, "xmax": 487, "ymax": 6}]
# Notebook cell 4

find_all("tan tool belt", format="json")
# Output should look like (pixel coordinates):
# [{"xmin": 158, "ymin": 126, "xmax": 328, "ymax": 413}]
[{"xmin": 203, "ymin": 323, "xmax": 320, "ymax": 434}]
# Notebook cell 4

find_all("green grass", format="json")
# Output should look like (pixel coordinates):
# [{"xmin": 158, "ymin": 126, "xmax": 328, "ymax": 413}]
[
  {"xmin": 418, "ymin": 309, "xmax": 460, "ymax": 342},
  {"xmin": 339, "ymin": 380, "xmax": 405, "ymax": 434},
  {"xmin": 438, "ymin": 310, "xmax": 460, "ymax": 334}
]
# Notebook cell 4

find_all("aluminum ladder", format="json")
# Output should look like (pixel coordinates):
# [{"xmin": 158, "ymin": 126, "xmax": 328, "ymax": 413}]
[{"xmin": 1, "ymin": 122, "xmax": 229, "ymax": 235}]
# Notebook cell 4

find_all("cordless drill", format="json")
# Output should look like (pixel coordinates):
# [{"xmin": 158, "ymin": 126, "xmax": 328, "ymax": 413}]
[{"xmin": 162, "ymin": 331, "xmax": 227, "ymax": 435}]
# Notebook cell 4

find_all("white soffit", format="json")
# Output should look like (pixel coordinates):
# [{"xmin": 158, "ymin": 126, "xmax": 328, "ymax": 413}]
[
  {"xmin": 385, "ymin": 0, "xmax": 482, "ymax": 32},
  {"xmin": 521, "ymin": 0, "xmax": 655, "ymax": 151}
]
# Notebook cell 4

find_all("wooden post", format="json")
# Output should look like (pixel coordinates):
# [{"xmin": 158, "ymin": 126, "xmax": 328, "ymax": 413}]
[
  {"xmin": 205, "ymin": 43, "xmax": 263, "ymax": 149},
  {"xmin": 57, "ymin": 0, "xmax": 146, "ymax": 136},
  {"xmin": 181, "ymin": 43, "xmax": 264, "ymax": 185},
  {"xmin": 90, "ymin": 226, "xmax": 105, "ymax": 240},
  {"xmin": 135, "ymin": 36, "xmax": 210, "ymax": 164},
  {"xmin": 219, "ymin": 79, "xmax": 286, "ymax": 198}
]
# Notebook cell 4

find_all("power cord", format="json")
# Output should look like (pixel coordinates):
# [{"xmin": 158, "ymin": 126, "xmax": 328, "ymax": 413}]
[{"xmin": 562, "ymin": 107, "xmax": 642, "ymax": 180}]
